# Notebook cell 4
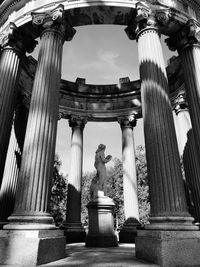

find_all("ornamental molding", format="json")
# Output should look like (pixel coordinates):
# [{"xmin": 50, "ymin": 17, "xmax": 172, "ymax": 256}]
[
  {"xmin": 68, "ymin": 115, "xmax": 88, "ymax": 128},
  {"xmin": 118, "ymin": 114, "xmax": 137, "ymax": 128},
  {"xmin": 165, "ymin": 19, "xmax": 200, "ymax": 52},
  {"xmin": 0, "ymin": 22, "xmax": 37, "ymax": 53}
]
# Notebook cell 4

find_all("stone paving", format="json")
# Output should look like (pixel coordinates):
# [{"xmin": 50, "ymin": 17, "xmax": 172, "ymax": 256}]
[{"xmin": 40, "ymin": 243, "xmax": 160, "ymax": 267}]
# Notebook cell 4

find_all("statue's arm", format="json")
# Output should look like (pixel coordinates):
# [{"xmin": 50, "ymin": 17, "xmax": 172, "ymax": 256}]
[{"xmin": 100, "ymin": 151, "xmax": 112, "ymax": 163}]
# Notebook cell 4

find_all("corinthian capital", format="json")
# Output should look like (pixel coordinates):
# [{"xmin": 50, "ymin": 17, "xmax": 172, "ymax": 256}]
[
  {"xmin": 118, "ymin": 114, "xmax": 137, "ymax": 129},
  {"xmin": 165, "ymin": 19, "xmax": 200, "ymax": 52},
  {"xmin": 125, "ymin": 2, "xmax": 172, "ymax": 40},
  {"xmin": 32, "ymin": 4, "xmax": 76, "ymax": 41},
  {"xmin": 0, "ymin": 22, "xmax": 37, "ymax": 53},
  {"xmin": 69, "ymin": 115, "xmax": 87, "ymax": 129}
]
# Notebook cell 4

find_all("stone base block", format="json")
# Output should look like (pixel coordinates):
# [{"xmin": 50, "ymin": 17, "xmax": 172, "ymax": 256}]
[
  {"xmin": 86, "ymin": 234, "xmax": 118, "ymax": 247},
  {"xmin": 119, "ymin": 219, "xmax": 140, "ymax": 243},
  {"xmin": 0, "ymin": 229, "xmax": 66, "ymax": 265},
  {"xmin": 63, "ymin": 222, "xmax": 86, "ymax": 243},
  {"xmin": 119, "ymin": 228, "xmax": 137, "ymax": 243},
  {"xmin": 136, "ymin": 230, "xmax": 200, "ymax": 267}
]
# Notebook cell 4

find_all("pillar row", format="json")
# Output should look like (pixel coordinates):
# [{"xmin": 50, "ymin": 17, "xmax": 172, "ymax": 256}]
[
  {"xmin": 118, "ymin": 115, "xmax": 140, "ymax": 243},
  {"xmin": 127, "ymin": 4, "xmax": 196, "ymax": 230},
  {"xmin": 62, "ymin": 116, "xmax": 86, "ymax": 243},
  {"xmin": 4, "ymin": 7, "xmax": 67, "ymax": 230}
]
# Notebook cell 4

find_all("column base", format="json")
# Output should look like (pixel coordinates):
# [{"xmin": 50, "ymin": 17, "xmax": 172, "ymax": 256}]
[
  {"xmin": 86, "ymin": 196, "xmax": 118, "ymax": 247},
  {"xmin": 62, "ymin": 222, "xmax": 86, "ymax": 243},
  {"xmin": 0, "ymin": 229, "xmax": 66, "ymax": 265},
  {"xmin": 146, "ymin": 216, "xmax": 198, "ymax": 230},
  {"xmin": 119, "ymin": 218, "xmax": 140, "ymax": 243},
  {"xmin": 4, "ymin": 214, "xmax": 56, "ymax": 230},
  {"xmin": 136, "ymin": 230, "xmax": 200, "ymax": 267}
]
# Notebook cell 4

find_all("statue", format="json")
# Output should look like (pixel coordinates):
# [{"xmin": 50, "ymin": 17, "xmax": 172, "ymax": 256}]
[{"xmin": 90, "ymin": 144, "xmax": 112, "ymax": 200}]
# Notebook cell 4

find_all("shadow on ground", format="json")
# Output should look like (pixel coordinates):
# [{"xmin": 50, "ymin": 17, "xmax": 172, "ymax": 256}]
[{"xmin": 40, "ymin": 243, "xmax": 159, "ymax": 267}]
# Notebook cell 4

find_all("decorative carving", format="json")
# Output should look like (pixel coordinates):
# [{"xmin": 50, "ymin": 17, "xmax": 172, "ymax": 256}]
[
  {"xmin": 32, "ymin": 4, "xmax": 76, "ymax": 41},
  {"xmin": 118, "ymin": 114, "xmax": 137, "ymax": 128},
  {"xmin": 0, "ymin": 22, "xmax": 37, "ymax": 53},
  {"xmin": 166, "ymin": 19, "xmax": 200, "ymax": 52},
  {"xmin": 68, "ymin": 115, "xmax": 87, "ymax": 128},
  {"xmin": 155, "ymin": 8, "xmax": 170, "ymax": 25},
  {"xmin": 32, "ymin": 4, "xmax": 64, "ymax": 28},
  {"xmin": 173, "ymin": 92, "xmax": 188, "ymax": 114}
]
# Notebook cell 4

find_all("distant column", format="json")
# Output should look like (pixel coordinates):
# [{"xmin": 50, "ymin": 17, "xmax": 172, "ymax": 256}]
[
  {"xmin": 0, "ymin": 23, "xmax": 35, "ymax": 186},
  {"xmin": 62, "ymin": 116, "xmax": 86, "ymax": 243},
  {"xmin": 118, "ymin": 115, "xmax": 140, "ymax": 243},
  {"xmin": 125, "ymin": 3, "xmax": 195, "ymax": 230},
  {"xmin": 173, "ymin": 93, "xmax": 192, "ymax": 156}
]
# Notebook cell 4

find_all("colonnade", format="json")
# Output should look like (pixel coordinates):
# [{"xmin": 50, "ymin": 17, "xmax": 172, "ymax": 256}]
[{"xmin": 0, "ymin": 2, "xmax": 200, "ymax": 266}]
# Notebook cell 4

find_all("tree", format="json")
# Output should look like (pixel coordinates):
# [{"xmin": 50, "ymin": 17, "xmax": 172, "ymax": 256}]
[
  {"xmin": 50, "ymin": 154, "xmax": 68, "ymax": 226},
  {"xmin": 107, "ymin": 158, "xmax": 125, "ymax": 229}
]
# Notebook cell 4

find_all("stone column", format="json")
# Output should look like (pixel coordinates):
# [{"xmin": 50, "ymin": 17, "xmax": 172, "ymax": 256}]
[
  {"xmin": 62, "ymin": 116, "xmax": 86, "ymax": 243},
  {"xmin": 133, "ymin": 5, "xmax": 194, "ymax": 230},
  {"xmin": 166, "ymin": 19, "xmax": 200, "ymax": 224},
  {"xmin": 172, "ymin": 94, "xmax": 194, "ymax": 212},
  {"xmin": 0, "ymin": 5, "xmax": 75, "ymax": 266},
  {"xmin": 0, "ymin": 23, "xmax": 35, "ymax": 187},
  {"xmin": 0, "ymin": 101, "xmax": 29, "ymax": 228},
  {"xmin": 125, "ymin": 4, "xmax": 200, "ymax": 266},
  {"xmin": 173, "ymin": 93, "xmax": 192, "ymax": 156},
  {"xmin": 118, "ymin": 115, "xmax": 140, "ymax": 243},
  {"xmin": 0, "ymin": 125, "xmax": 20, "ymax": 229},
  {"xmin": 166, "ymin": 19, "xmax": 200, "ymax": 161}
]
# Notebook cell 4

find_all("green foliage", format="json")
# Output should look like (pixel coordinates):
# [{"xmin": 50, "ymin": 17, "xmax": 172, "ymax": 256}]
[
  {"xmin": 81, "ymin": 171, "xmax": 96, "ymax": 226},
  {"xmin": 50, "ymin": 154, "xmax": 68, "ymax": 226},
  {"xmin": 107, "ymin": 158, "xmax": 125, "ymax": 229},
  {"xmin": 135, "ymin": 145, "xmax": 150, "ymax": 225}
]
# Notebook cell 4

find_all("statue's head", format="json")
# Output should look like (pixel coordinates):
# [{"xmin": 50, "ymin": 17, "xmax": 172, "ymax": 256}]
[{"xmin": 96, "ymin": 144, "xmax": 106, "ymax": 153}]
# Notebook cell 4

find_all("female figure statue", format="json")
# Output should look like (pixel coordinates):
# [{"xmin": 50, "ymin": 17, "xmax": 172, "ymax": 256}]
[{"xmin": 90, "ymin": 144, "xmax": 112, "ymax": 199}]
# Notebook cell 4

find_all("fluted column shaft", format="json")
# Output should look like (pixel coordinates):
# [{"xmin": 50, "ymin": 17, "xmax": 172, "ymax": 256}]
[
  {"xmin": 137, "ymin": 27, "xmax": 193, "ymax": 228},
  {"xmin": 5, "ymin": 22, "xmax": 65, "ymax": 229},
  {"xmin": 0, "ymin": 125, "xmax": 20, "ymax": 227},
  {"xmin": 0, "ymin": 37, "xmax": 20, "ymax": 186},
  {"xmin": 119, "ymin": 116, "xmax": 139, "ymax": 222},
  {"xmin": 180, "ymin": 45, "xmax": 200, "ymax": 158},
  {"xmin": 66, "ymin": 117, "xmax": 85, "ymax": 223}
]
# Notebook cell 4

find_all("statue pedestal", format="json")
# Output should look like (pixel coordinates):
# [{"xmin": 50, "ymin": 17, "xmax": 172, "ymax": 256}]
[{"xmin": 86, "ymin": 192, "xmax": 118, "ymax": 247}]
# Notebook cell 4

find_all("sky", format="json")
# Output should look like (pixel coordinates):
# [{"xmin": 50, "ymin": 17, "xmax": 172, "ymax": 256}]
[{"xmin": 32, "ymin": 24, "xmax": 175, "ymax": 174}]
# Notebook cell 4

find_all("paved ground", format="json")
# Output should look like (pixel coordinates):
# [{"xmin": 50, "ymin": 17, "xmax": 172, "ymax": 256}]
[{"xmin": 40, "ymin": 243, "xmax": 160, "ymax": 267}]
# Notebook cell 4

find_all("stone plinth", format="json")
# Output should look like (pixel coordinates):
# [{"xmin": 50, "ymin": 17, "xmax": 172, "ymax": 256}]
[
  {"xmin": 86, "ymin": 194, "xmax": 118, "ymax": 247},
  {"xmin": 63, "ymin": 222, "xmax": 86, "ymax": 243},
  {"xmin": 136, "ymin": 230, "xmax": 200, "ymax": 267},
  {"xmin": 0, "ymin": 229, "xmax": 66, "ymax": 265},
  {"xmin": 119, "ymin": 218, "xmax": 140, "ymax": 243}
]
